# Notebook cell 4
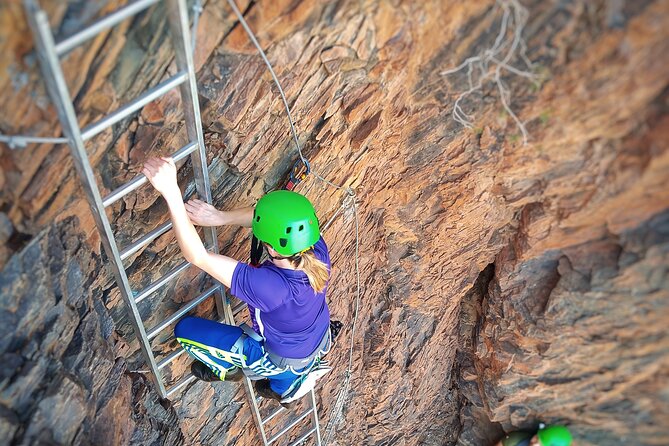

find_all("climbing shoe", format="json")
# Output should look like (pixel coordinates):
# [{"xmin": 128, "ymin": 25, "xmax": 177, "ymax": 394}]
[
  {"xmin": 330, "ymin": 320, "xmax": 343, "ymax": 341},
  {"xmin": 254, "ymin": 380, "xmax": 297, "ymax": 409},
  {"xmin": 191, "ymin": 361, "xmax": 220, "ymax": 382},
  {"xmin": 223, "ymin": 367, "xmax": 244, "ymax": 382},
  {"xmin": 190, "ymin": 361, "xmax": 243, "ymax": 382}
]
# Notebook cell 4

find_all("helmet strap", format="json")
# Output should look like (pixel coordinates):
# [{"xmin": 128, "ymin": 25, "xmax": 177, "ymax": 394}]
[
  {"xmin": 250, "ymin": 235, "xmax": 263, "ymax": 266},
  {"xmin": 266, "ymin": 251, "xmax": 294, "ymax": 261},
  {"xmin": 263, "ymin": 244, "xmax": 313, "ymax": 261}
]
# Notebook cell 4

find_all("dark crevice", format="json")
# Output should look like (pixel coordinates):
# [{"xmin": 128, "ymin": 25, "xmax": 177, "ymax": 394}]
[
  {"xmin": 5, "ymin": 229, "xmax": 32, "ymax": 254},
  {"xmin": 452, "ymin": 263, "xmax": 503, "ymax": 446}
]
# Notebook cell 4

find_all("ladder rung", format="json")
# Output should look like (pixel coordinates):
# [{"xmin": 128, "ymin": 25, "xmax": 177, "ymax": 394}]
[
  {"xmin": 55, "ymin": 0, "xmax": 161, "ymax": 55},
  {"xmin": 267, "ymin": 409, "xmax": 313, "ymax": 444},
  {"xmin": 81, "ymin": 71, "xmax": 188, "ymax": 141},
  {"xmin": 232, "ymin": 300, "xmax": 247, "ymax": 316},
  {"xmin": 135, "ymin": 260, "xmax": 190, "ymax": 304},
  {"xmin": 103, "ymin": 141, "xmax": 198, "ymax": 207},
  {"xmin": 287, "ymin": 427, "xmax": 317, "ymax": 446},
  {"xmin": 262, "ymin": 406, "xmax": 286, "ymax": 425},
  {"xmin": 120, "ymin": 221, "xmax": 172, "ymax": 261},
  {"xmin": 158, "ymin": 347, "xmax": 186, "ymax": 370},
  {"xmin": 166, "ymin": 372, "xmax": 196, "ymax": 398},
  {"xmin": 147, "ymin": 285, "xmax": 218, "ymax": 339}
]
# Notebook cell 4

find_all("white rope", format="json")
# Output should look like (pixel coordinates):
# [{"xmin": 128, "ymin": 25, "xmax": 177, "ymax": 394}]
[
  {"xmin": 225, "ymin": 1, "xmax": 363, "ymax": 443},
  {"xmin": 323, "ymin": 191, "xmax": 360, "ymax": 445},
  {"xmin": 226, "ymin": 0, "xmax": 345, "ymax": 191},
  {"xmin": 441, "ymin": 0, "xmax": 535, "ymax": 145},
  {"xmin": 191, "ymin": 0, "xmax": 203, "ymax": 56}
]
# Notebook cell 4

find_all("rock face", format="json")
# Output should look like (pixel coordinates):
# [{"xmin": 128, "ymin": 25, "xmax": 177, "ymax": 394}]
[{"xmin": 1, "ymin": 0, "xmax": 668, "ymax": 445}]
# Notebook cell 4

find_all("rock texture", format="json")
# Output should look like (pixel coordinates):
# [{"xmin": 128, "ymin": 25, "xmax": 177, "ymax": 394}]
[{"xmin": 1, "ymin": 0, "xmax": 668, "ymax": 445}]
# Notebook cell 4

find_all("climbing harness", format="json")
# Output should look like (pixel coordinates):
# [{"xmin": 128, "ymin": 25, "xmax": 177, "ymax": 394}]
[
  {"xmin": 285, "ymin": 158, "xmax": 311, "ymax": 191},
  {"xmin": 238, "ymin": 322, "xmax": 334, "ymax": 404},
  {"xmin": 267, "ymin": 328, "xmax": 332, "ymax": 374},
  {"xmin": 281, "ymin": 359, "xmax": 332, "ymax": 404}
]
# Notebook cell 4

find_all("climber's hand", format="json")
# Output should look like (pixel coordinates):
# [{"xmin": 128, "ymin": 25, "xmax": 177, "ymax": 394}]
[
  {"xmin": 142, "ymin": 157, "xmax": 179, "ymax": 197},
  {"xmin": 185, "ymin": 199, "xmax": 225, "ymax": 227}
]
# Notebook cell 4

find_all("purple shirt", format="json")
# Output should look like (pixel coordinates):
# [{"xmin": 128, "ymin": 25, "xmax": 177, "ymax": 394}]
[{"xmin": 231, "ymin": 237, "xmax": 331, "ymax": 359}]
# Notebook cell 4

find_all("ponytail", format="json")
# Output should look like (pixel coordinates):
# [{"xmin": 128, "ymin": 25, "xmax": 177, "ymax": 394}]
[{"xmin": 290, "ymin": 249, "xmax": 329, "ymax": 293}]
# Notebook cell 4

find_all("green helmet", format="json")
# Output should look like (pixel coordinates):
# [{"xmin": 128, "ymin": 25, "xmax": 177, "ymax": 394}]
[
  {"xmin": 252, "ymin": 190, "xmax": 320, "ymax": 256},
  {"xmin": 537, "ymin": 425, "xmax": 573, "ymax": 446}
]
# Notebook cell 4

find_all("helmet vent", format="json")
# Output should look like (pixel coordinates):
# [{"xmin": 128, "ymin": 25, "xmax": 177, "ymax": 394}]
[
  {"xmin": 279, "ymin": 238, "xmax": 288, "ymax": 248},
  {"xmin": 286, "ymin": 227, "xmax": 292, "ymax": 234},
  {"xmin": 299, "ymin": 224, "xmax": 304, "ymax": 231},
  {"xmin": 256, "ymin": 216, "xmax": 261, "ymax": 222}
]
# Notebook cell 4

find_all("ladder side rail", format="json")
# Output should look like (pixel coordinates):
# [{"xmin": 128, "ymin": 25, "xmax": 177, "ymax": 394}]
[
  {"xmin": 23, "ymin": 1, "xmax": 168, "ymax": 397},
  {"xmin": 244, "ymin": 378, "xmax": 270, "ymax": 445},
  {"xmin": 165, "ymin": 21, "xmax": 259, "ymax": 446},
  {"xmin": 174, "ymin": 0, "xmax": 321, "ymax": 428},
  {"xmin": 310, "ymin": 388, "xmax": 323, "ymax": 445},
  {"xmin": 232, "ymin": 300, "xmax": 247, "ymax": 317},
  {"xmin": 166, "ymin": 0, "xmax": 231, "ymax": 324}
]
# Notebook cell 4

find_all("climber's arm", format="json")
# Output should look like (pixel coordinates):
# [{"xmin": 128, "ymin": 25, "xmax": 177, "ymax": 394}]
[
  {"xmin": 142, "ymin": 157, "xmax": 238, "ymax": 287},
  {"xmin": 185, "ymin": 199, "xmax": 254, "ymax": 228}
]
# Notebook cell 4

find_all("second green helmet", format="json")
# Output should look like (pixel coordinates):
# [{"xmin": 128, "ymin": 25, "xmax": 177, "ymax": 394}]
[
  {"xmin": 537, "ymin": 425, "xmax": 573, "ymax": 446},
  {"xmin": 252, "ymin": 190, "xmax": 320, "ymax": 256}
]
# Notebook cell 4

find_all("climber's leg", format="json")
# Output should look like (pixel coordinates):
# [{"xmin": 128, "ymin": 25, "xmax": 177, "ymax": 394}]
[{"xmin": 174, "ymin": 316, "xmax": 247, "ymax": 380}]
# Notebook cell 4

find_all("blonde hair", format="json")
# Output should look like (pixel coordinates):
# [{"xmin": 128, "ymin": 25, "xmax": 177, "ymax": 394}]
[{"xmin": 290, "ymin": 249, "xmax": 329, "ymax": 293}]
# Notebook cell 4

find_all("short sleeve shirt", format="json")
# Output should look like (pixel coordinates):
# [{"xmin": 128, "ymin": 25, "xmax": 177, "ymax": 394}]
[{"xmin": 231, "ymin": 236, "xmax": 331, "ymax": 358}]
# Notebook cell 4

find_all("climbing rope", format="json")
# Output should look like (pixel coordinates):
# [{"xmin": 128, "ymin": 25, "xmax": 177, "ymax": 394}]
[
  {"xmin": 191, "ymin": 0, "xmax": 203, "ymax": 56},
  {"xmin": 226, "ymin": 0, "xmax": 344, "ymax": 192},
  {"xmin": 322, "ymin": 192, "xmax": 360, "ymax": 445},
  {"xmin": 226, "ymin": 1, "xmax": 363, "ymax": 443}
]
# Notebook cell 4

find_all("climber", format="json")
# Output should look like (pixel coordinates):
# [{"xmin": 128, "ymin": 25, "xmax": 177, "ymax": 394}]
[
  {"xmin": 495, "ymin": 424, "xmax": 573, "ymax": 446},
  {"xmin": 142, "ymin": 157, "xmax": 336, "ymax": 404}
]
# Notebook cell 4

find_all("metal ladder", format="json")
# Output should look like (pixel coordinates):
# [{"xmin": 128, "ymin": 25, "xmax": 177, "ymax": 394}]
[{"xmin": 23, "ymin": 0, "xmax": 322, "ymax": 444}]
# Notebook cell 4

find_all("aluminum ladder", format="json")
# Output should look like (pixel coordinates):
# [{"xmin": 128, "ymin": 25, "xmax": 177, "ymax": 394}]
[{"xmin": 23, "ymin": 0, "xmax": 323, "ymax": 444}]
